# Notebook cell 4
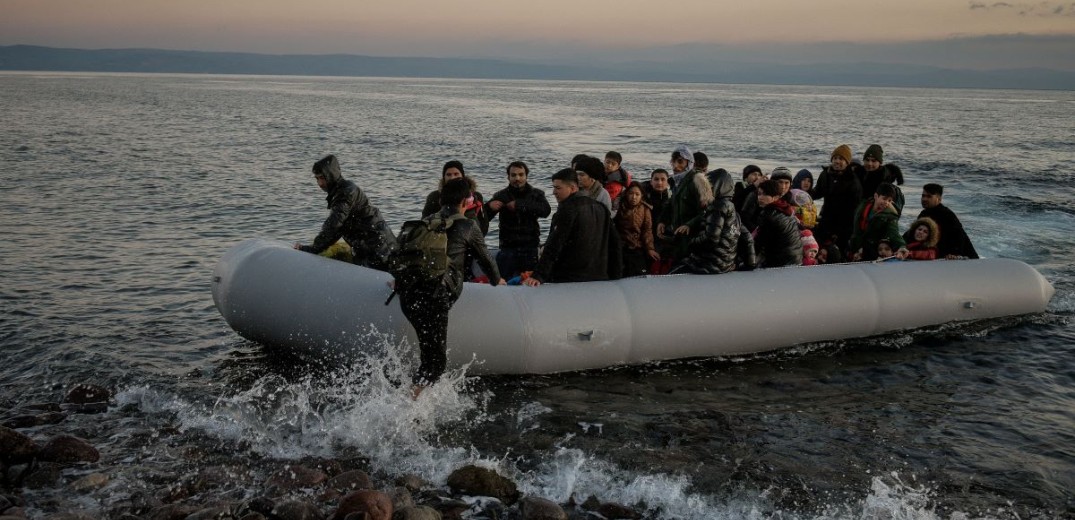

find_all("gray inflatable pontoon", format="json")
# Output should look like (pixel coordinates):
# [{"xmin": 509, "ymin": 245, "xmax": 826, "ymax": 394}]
[{"xmin": 212, "ymin": 239, "xmax": 1055, "ymax": 375}]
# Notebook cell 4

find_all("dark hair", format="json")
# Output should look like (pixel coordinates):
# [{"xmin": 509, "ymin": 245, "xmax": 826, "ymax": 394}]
[
  {"xmin": 651, "ymin": 168, "xmax": 669, "ymax": 178},
  {"xmin": 626, "ymin": 180, "xmax": 645, "ymax": 193},
  {"xmin": 570, "ymin": 154, "xmax": 588, "ymax": 169},
  {"xmin": 574, "ymin": 155, "xmax": 606, "ymax": 183},
  {"xmin": 923, "ymin": 183, "xmax": 944, "ymax": 196},
  {"xmin": 442, "ymin": 160, "xmax": 465, "ymax": 178},
  {"xmin": 506, "ymin": 161, "xmax": 529, "ymax": 177},
  {"xmin": 758, "ymin": 179, "xmax": 781, "ymax": 197},
  {"xmin": 605, "ymin": 151, "xmax": 622, "ymax": 163},
  {"xmin": 551, "ymin": 168, "xmax": 578, "ymax": 185},
  {"xmin": 743, "ymin": 164, "xmax": 762, "ymax": 179},
  {"xmin": 693, "ymin": 151, "xmax": 709, "ymax": 170},
  {"xmin": 440, "ymin": 177, "xmax": 471, "ymax": 207},
  {"xmin": 312, "ymin": 154, "xmax": 337, "ymax": 176},
  {"xmin": 876, "ymin": 182, "xmax": 897, "ymax": 198}
]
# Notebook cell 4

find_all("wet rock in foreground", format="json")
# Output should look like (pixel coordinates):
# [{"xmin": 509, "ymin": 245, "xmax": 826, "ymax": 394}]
[
  {"xmin": 445, "ymin": 465, "xmax": 520, "ymax": 505},
  {"xmin": 330, "ymin": 489, "xmax": 392, "ymax": 520},
  {"xmin": 37, "ymin": 435, "xmax": 100, "ymax": 464}
]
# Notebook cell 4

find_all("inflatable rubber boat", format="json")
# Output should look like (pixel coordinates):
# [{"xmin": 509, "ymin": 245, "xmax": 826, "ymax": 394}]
[{"xmin": 212, "ymin": 239, "xmax": 1055, "ymax": 375}]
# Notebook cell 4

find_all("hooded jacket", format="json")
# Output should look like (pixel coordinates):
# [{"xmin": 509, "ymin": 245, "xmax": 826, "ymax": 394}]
[
  {"xmin": 904, "ymin": 217, "xmax": 939, "ymax": 260},
  {"xmin": 487, "ymin": 183, "xmax": 552, "ymax": 249},
  {"xmin": 849, "ymin": 198, "xmax": 906, "ymax": 261},
  {"xmin": 754, "ymin": 199, "xmax": 803, "ymax": 268},
  {"xmin": 904, "ymin": 204, "xmax": 978, "ymax": 259},
  {"xmin": 301, "ymin": 156, "xmax": 397, "ymax": 269},
  {"xmin": 682, "ymin": 170, "xmax": 749, "ymax": 274}
]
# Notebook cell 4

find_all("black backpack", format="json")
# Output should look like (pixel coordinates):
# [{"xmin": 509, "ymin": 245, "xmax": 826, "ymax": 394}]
[{"xmin": 389, "ymin": 214, "xmax": 462, "ymax": 288}]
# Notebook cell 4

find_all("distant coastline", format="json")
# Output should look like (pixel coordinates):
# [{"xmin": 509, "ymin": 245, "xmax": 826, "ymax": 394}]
[{"xmin": 2, "ymin": 44, "xmax": 1074, "ymax": 90}]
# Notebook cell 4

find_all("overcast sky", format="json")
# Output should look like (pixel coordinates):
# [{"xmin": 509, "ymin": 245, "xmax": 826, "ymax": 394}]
[{"xmin": 3, "ymin": 0, "xmax": 1073, "ymax": 60}]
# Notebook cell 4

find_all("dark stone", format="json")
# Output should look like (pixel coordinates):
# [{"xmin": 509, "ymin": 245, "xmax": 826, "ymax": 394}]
[
  {"xmin": 4, "ymin": 464, "xmax": 30, "ymax": 487},
  {"xmin": 316, "ymin": 489, "xmax": 342, "ymax": 503},
  {"xmin": 23, "ymin": 463, "xmax": 64, "ymax": 489},
  {"xmin": 244, "ymin": 495, "xmax": 275, "ymax": 516},
  {"xmin": 394, "ymin": 474, "xmax": 425, "ymax": 493},
  {"xmin": 393, "ymin": 505, "xmax": 441, "ymax": 520},
  {"xmin": 330, "ymin": 490, "xmax": 393, "ymax": 520},
  {"xmin": 23, "ymin": 403, "xmax": 62, "ymax": 412},
  {"xmin": 271, "ymin": 499, "xmax": 326, "ymax": 520},
  {"xmin": 147, "ymin": 503, "xmax": 198, "ymax": 520},
  {"xmin": 0, "ymin": 427, "xmax": 38, "ymax": 464},
  {"xmin": 266, "ymin": 465, "xmax": 328, "ymax": 491},
  {"xmin": 128, "ymin": 491, "xmax": 164, "ymax": 515},
  {"xmin": 239, "ymin": 514, "xmax": 267, "ymax": 520},
  {"xmin": 0, "ymin": 496, "xmax": 10, "ymax": 512},
  {"xmin": 445, "ymin": 465, "xmax": 520, "ymax": 505},
  {"xmin": 1, "ymin": 417, "xmax": 39, "ymax": 429},
  {"xmin": 520, "ymin": 496, "xmax": 567, "ymax": 520},
  {"xmin": 579, "ymin": 496, "xmax": 600, "ymax": 511},
  {"xmin": 596, "ymin": 502, "xmax": 641, "ymax": 520},
  {"xmin": 388, "ymin": 486, "xmax": 413, "ymax": 511},
  {"xmin": 426, "ymin": 497, "xmax": 468, "ymax": 520},
  {"xmin": 70, "ymin": 472, "xmax": 109, "ymax": 492},
  {"xmin": 300, "ymin": 458, "xmax": 343, "ymax": 477},
  {"xmin": 59, "ymin": 403, "xmax": 109, "ymax": 415},
  {"xmin": 38, "ymin": 435, "xmax": 100, "ymax": 464},
  {"xmin": 327, "ymin": 470, "xmax": 372, "ymax": 493},
  {"xmin": 186, "ymin": 506, "xmax": 234, "ymax": 520},
  {"xmin": 64, "ymin": 384, "xmax": 112, "ymax": 405}
]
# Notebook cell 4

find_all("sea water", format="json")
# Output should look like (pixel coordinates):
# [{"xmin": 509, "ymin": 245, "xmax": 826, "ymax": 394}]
[{"xmin": 1, "ymin": 72, "xmax": 1073, "ymax": 518}]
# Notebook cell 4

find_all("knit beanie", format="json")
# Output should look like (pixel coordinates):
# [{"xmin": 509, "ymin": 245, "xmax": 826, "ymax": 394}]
[
  {"xmin": 831, "ymin": 144, "xmax": 852, "ymax": 164},
  {"xmin": 801, "ymin": 231, "xmax": 819, "ymax": 251},
  {"xmin": 742, "ymin": 164, "xmax": 762, "ymax": 180},
  {"xmin": 770, "ymin": 167, "xmax": 792, "ymax": 182},
  {"xmin": 864, "ymin": 144, "xmax": 884, "ymax": 163}
]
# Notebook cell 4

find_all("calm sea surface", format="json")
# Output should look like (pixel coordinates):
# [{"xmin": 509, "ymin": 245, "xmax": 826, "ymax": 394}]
[{"xmin": 1, "ymin": 72, "xmax": 1074, "ymax": 518}]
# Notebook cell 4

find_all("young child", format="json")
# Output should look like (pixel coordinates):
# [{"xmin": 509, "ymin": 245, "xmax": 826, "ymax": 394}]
[
  {"xmin": 876, "ymin": 239, "xmax": 896, "ymax": 260},
  {"xmin": 801, "ymin": 230, "xmax": 819, "ymax": 266},
  {"xmin": 603, "ymin": 151, "xmax": 633, "ymax": 207},
  {"xmin": 790, "ymin": 188, "xmax": 818, "ymax": 229},
  {"xmin": 613, "ymin": 182, "xmax": 659, "ymax": 277},
  {"xmin": 902, "ymin": 217, "xmax": 940, "ymax": 260}
]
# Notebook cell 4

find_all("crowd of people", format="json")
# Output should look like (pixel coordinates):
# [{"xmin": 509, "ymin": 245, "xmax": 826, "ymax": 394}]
[{"xmin": 292, "ymin": 145, "xmax": 980, "ymax": 396}]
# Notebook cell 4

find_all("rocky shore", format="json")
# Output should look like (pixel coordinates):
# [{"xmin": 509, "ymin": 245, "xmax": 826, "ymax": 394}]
[{"xmin": 0, "ymin": 384, "xmax": 645, "ymax": 520}]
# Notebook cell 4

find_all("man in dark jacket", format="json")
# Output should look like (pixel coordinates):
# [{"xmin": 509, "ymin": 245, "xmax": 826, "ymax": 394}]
[
  {"xmin": 675, "ymin": 169, "xmax": 755, "ymax": 274},
  {"xmin": 903, "ymin": 183, "xmax": 979, "ymax": 259},
  {"xmin": 395, "ymin": 178, "xmax": 504, "ymax": 399},
  {"xmin": 487, "ymin": 161, "xmax": 552, "ymax": 278},
  {"xmin": 811, "ymin": 144, "xmax": 863, "ymax": 256},
  {"xmin": 524, "ymin": 169, "xmax": 622, "ymax": 286},
  {"xmin": 754, "ymin": 179, "xmax": 803, "ymax": 268},
  {"xmin": 294, "ymin": 154, "xmax": 397, "ymax": 270}
]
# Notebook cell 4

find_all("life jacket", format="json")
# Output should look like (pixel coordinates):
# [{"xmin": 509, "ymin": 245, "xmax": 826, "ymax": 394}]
[{"xmin": 389, "ymin": 213, "xmax": 463, "ymax": 289}]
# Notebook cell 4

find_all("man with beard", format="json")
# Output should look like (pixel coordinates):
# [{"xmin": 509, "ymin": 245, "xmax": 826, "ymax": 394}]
[
  {"xmin": 487, "ymin": 161, "xmax": 552, "ymax": 279},
  {"xmin": 903, "ymin": 183, "xmax": 979, "ymax": 259}
]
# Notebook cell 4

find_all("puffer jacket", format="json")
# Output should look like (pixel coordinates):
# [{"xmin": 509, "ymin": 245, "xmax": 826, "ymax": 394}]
[
  {"xmin": 301, "ymin": 156, "xmax": 397, "ymax": 269},
  {"xmin": 614, "ymin": 199, "xmax": 655, "ymax": 252},
  {"xmin": 754, "ymin": 199, "xmax": 803, "ymax": 268},
  {"xmin": 683, "ymin": 171, "xmax": 743, "ymax": 274},
  {"xmin": 904, "ymin": 217, "xmax": 939, "ymax": 260},
  {"xmin": 487, "ymin": 183, "xmax": 551, "ymax": 249}
]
